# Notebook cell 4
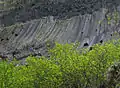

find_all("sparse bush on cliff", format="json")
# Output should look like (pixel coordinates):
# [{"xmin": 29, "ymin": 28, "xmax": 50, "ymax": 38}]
[{"xmin": 0, "ymin": 40, "xmax": 119, "ymax": 88}]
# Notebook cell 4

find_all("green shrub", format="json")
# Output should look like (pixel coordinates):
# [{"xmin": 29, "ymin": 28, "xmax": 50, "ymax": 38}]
[
  {"xmin": 0, "ymin": 40, "xmax": 119, "ymax": 88},
  {"xmin": 26, "ymin": 56, "xmax": 62, "ymax": 88},
  {"xmin": 49, "ymin": 41, "xmax": 120, "ymax": 88},
  {"xmin": 0, "ymin": 59, "xmax": 35, "ymax": 88},
  {"xmin": 0, "ymin": 57, "xmax": 62, "ymax": 88}
]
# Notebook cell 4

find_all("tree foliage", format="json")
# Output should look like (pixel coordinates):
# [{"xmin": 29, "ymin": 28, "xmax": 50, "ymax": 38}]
[{"xmin": 0, "ymin": 40, "xmax": 120, "ymax": 88}]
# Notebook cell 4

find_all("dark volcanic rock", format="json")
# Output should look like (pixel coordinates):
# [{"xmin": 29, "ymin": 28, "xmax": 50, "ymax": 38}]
[
  {"xmin": 0, "ymin": 0, "xmax": 120, "ymax": 26},
  {"xmin": 0, "ymin": 0, "xmax": 120, "ymax": 60}
]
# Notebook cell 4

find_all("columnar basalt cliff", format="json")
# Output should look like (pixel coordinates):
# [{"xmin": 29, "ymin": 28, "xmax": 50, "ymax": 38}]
[{"xmin": 0, "ymin": 0, "xmax": 120, "ymax": 60}]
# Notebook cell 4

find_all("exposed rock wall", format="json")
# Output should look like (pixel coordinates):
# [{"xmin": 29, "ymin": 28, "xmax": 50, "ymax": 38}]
[
  {"xmin": 1, "ymin": 8, "xmax": 120, "ymax": 59},
  {"xmin": 0, "ymin": 0, "xmax": 120, "ymax": 59}
]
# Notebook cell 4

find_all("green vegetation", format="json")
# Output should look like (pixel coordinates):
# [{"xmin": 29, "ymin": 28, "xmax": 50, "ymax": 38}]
[
  {"xmin": 0, "ymin": 40, "xmax": 120, "ymax": 88},
  {"xmin": 98, "ymin": 9, "xmax": 120, "ymax": 25}
]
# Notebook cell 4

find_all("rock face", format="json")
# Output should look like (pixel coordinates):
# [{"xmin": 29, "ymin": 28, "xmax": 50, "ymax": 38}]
[
  {"xmin": 0, "ymin": 0, "xmax": 120, "ymax": 59},
  {"xmin": 0, "ymin": 0, "xmax": 120, "ymax": 26}
]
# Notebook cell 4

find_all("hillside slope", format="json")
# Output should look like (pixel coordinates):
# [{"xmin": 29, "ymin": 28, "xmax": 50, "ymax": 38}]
[{"xmin": 0, "ymin": 0, "xmax": 120, "ymax": 60}]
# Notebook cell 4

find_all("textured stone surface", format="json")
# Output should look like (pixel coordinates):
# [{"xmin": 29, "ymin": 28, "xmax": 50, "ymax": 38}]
[
  {"xmin": 0, "ymin": 0, "xmax": 120, "ymax": 26},
  {"xmin": 0, "ymin": 0, "xmax": 120, "ymax": 60}
]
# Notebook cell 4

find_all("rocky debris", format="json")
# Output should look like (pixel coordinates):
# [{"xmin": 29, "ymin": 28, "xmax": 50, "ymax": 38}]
[
  {"xmin": 0, "ymin": 53, "xmax": 7, "ymax": 61},
  {"xmin": 0, "ymin": 40, "xmax": 55, "ymax": 60}
]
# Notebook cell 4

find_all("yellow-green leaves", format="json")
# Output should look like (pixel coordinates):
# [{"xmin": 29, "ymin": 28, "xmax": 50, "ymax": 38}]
[
  {"xmin": 113, "ymin": 11, "xmax": 119, "ymax": 25},
  {"xmin": 0, "ymin": 40, "xmax": 120, "ymax": 88},
  {"xmin": 49, "ymin": 40, "xmax": 120, "ymax": 87}
]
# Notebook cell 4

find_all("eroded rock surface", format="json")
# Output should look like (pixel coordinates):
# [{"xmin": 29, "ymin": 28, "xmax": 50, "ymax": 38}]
[{"xmin": 0, "ymin": 0, "xmax": 120, "ymax": 60}]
